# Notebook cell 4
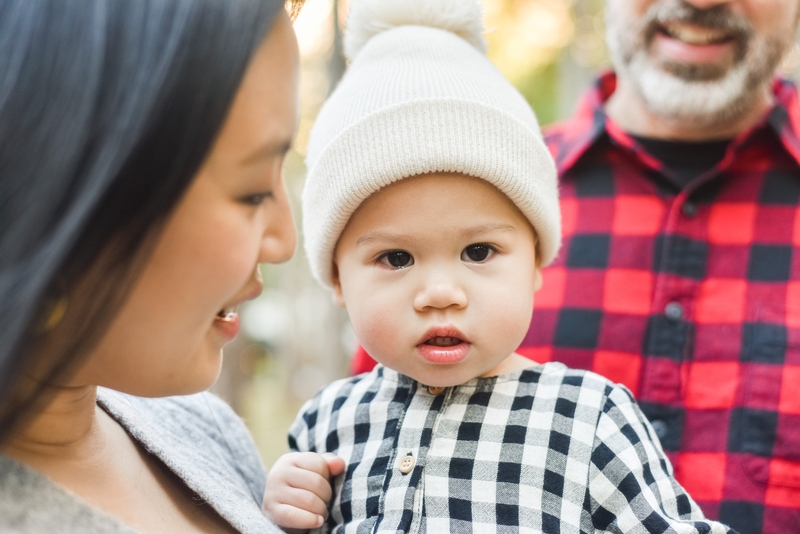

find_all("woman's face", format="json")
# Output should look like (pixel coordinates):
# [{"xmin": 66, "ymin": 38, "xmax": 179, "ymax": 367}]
[{"xmin": 76, "ymin": 12, "xmax": 299, "ymax": 397}]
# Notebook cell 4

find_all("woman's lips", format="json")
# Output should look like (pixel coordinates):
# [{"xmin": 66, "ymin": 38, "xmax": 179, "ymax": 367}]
[
  {"xmin": 416, "ymin": 327, "xmax": 471, "ymax": 364},
  {"xmin": 213, "ymin": 308, "xmax": 240, "ymax": 339},
  {"xmin": 212, "ymin": 284, "xmax": 261, "ymax": 341}
]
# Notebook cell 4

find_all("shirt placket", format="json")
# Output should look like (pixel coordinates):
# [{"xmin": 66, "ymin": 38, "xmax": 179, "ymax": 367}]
[
  {"xmin": 383, "ymin": 384, "xmax": 448, "ymax": 533},
  {"xmin": 640, "ymin": 165, "xmax": 723, "ymax": 452}
]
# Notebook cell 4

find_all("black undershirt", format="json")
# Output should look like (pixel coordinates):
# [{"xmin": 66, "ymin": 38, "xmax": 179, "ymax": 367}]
[{"xmin": 630, "ymin": 135, "xmax": 732, "ymax": 188}]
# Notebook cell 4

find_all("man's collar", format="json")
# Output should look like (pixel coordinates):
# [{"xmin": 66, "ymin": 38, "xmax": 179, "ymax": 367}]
[
  {"xmin": 546, "ymin": 71, "xmax": 800, "ymax": 173},
  {"xmin": 766, "ymin": 78, "xmax": 800, "ymax": 165}
]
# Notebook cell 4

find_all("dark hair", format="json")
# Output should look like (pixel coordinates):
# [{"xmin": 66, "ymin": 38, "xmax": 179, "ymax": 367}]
[{"xmin": 0, "ymin": 0, "xmax": 300, "ymax": 443}]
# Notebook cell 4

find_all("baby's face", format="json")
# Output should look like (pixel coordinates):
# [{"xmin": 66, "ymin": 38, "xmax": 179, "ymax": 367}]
[{"xmin": 333, "ymin": 173, "xmax": 542, "ymax": 387}]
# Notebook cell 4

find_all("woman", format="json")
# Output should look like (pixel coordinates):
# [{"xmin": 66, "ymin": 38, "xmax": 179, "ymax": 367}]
[{"xmin": 0, "ymin": 1, "xmax": 301, "ymax": 532}]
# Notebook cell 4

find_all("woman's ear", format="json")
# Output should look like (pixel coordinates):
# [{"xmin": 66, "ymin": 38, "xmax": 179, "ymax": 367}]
[
  {"xmin": 533, "ymin": 266, "xmax": 543, "ymax": 293},
  {"xmin": 331, "ymin": 262, "xmax": 346, "ymax": 307}
]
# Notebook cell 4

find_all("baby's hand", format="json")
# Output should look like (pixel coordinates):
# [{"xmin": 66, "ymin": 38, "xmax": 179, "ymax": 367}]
[{"xmin": 263, "ymin": 452, "xmax": 345, "ymax": 533}]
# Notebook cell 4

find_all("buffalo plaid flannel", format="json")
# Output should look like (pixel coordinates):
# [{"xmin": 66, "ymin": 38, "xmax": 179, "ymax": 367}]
[
  {"xmin": 290, "ymin": 363, "xmax": 734, "ymax": 533},
  {"xmin": 351, "ymin": 73, "xmax": 800, "ymax": 533}
]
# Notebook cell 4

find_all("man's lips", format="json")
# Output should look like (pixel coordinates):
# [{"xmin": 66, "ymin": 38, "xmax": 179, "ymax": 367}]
[
  {"xmin": 653, "ymin": 21, "xmax": 737, "ymax": 64},
  {"xmin": 416, "ymin": 327, "xmax": 471, "ymax": 364},
  {"xmin": 660, "ymin": 21, "xmax": 733, "ymax": 46}
]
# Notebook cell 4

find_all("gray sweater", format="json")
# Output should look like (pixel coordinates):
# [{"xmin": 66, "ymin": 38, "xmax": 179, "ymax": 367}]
[{"xmin": 0, "ymin": 388, "xmax": 283, "ymax": 533}]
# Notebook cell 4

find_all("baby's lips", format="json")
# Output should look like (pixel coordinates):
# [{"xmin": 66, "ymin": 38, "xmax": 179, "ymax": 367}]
[{"xmin": 416, "ymin": 325, "xmax": 468, "ymax": 346}]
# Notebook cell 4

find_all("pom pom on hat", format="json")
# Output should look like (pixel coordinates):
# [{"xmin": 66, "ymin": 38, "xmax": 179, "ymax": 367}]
[
  {"xmin": 344, "ymin": 0, "xmax": 487, "ymax": 60},
  {"xmin": 303, "ymin": 0, "xmax": 561, "ymax": 288}
]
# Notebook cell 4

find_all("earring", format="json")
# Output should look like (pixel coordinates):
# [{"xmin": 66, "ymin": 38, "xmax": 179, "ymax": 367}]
[{"xmin": 41, "ymin": 297, "xmax": 68, "ymax": 331}]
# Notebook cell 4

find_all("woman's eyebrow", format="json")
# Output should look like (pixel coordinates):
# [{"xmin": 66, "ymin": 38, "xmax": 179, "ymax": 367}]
[{"xmin": 240, "ymin": 139, "xmax": 293, "ymax": 165}]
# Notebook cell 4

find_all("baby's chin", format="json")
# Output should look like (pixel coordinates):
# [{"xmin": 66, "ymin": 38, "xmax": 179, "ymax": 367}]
[{"xmin": 400, "ymin": 360, "xmax": 501, "ymax": 388}]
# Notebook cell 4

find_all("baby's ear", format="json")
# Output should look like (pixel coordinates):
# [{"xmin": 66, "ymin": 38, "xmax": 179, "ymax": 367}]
[
  {"xmin": 533, "ymin": 266, "xmax": 543, "ymax": 293},
  {"xmin": 331, "ymin": 262, "xmax": 346, "ymax": 307}
]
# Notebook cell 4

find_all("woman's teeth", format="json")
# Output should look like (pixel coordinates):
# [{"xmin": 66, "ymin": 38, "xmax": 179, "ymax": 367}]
[
  {"xmin": 425, "ymin": 336, "xmax": 462, "ymax": 347},
  {"xmin": 216, "ymin": 308, "xmax": 236, "ymax": 321},
  {"xmin": 661, "ymin": 22, "xmax": 731, "ymax": 45}
]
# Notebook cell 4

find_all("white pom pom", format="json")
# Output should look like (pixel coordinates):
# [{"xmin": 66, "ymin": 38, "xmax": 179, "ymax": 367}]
[{"xmin": 344, "ymin": 0, "xmax": 487, "ymax": 61}]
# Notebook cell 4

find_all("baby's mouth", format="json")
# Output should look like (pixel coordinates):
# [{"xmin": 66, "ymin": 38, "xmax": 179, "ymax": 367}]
[
  {"xmin": 417, "ymin": 329, "xmax": 471, "ymax": 364},
  {"xmin": 424, "ymin": 336, "xmax": 464, "ymax": 347}
]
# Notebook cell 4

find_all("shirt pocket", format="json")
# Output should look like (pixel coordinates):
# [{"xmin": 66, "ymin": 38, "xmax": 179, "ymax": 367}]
[{"xmin": 737, "ymin": 303, "xmax": 800, "ymax": 491}]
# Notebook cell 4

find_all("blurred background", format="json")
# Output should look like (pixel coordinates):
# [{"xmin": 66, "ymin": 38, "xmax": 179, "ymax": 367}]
[{"xmin": 211, "ymin": 0, "xmax": 800, "ymax": 467}]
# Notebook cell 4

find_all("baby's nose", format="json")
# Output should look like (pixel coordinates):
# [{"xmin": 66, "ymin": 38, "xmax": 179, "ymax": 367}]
[{"xmin": 413, "ymin": 278, "xmax": 468, "ymax": 312}]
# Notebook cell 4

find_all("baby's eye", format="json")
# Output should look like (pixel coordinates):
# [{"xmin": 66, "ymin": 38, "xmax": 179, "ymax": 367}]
[
  {"xmin": 461, "ymin": 243, "xmax": 495, "ymax": 263},
  {"xmin": 378, "ymin": 250, "xmax": 414, "ymax": 269}
]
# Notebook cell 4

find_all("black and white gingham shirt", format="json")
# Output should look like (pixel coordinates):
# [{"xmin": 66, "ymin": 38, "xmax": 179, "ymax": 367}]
[{"xmin": 289, "ymin": 363, "xmax": 736, "ymax": 533}]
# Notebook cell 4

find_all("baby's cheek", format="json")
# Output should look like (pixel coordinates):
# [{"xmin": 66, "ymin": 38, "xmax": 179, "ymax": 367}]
[
  {"xmin": 347, "ymin": 297, "xmax": 402, "ymax": 360},
  {"xmin": 484, "ymin": 282, "xmax": 535, "ymax": 346}
]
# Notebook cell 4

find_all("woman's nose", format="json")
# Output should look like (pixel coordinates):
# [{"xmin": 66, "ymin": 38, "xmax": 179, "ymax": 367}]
[
  {"xmin": 260, "ymin": 184, "xmax": 297, "ymax": 264},
  {"xmin": 413, "ymin": 274, "xmax": 468, "ymax": 312}
]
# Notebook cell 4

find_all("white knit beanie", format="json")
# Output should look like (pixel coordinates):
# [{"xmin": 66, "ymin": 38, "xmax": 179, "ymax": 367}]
[{"xmin": 302, "ymin": 0, "xmax": 561, "ymax": 287}]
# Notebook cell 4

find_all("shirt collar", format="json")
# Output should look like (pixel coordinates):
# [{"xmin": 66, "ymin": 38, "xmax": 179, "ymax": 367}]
[{"xmin": 547, "ymin": 71, "xmax": 800, "ymax": 174}]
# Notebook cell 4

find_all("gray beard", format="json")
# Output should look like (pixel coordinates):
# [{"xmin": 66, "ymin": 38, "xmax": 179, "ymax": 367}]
[
  {"xmin": 620, "ymin": 49, "xmax": 773, "ymax": 129},
  {"xmin": 606, "ymin": 2, "xmax": 788, "ymax": 129}
]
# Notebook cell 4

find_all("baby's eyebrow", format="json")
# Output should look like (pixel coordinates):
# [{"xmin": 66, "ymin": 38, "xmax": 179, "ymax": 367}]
[
  {"xmin": 356, "ymin": 224, "xmax": 516, "ymax": 246},
  {"xmin": 459, "ymin": 223, "xmax": 516, "ymax": 240},
  {"xmin": 355, "ymin": 232, "xmax": 414, "ymax": 246}
]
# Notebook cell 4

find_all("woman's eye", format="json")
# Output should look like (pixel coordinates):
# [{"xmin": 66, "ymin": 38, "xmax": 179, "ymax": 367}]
[
  {"xmin": 461, "ymin": 243, "xmax": 495, "ymax": 263},
  {"xmin": 379, "ymin": 250, "xmax": 414, "ymax": 269},
  {"xmin": 240, "ymin": 191, "xmax": 273, "ymax": 206}
]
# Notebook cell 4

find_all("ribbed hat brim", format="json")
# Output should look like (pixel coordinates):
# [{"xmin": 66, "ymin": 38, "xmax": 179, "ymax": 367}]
[{"xmin": 303, "ymin": 98, "xmax": 561, "ymax": 287}]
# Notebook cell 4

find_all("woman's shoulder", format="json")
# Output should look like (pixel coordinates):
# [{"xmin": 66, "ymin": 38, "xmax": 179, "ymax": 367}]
[
  {"xmin": 97, "ymin": 388, "xmax": 257, "ymax": 461},
  {"xmin": 0, "ymin": 454, "xmax": 139, "ymax": 533},
  {"xmin": 97, "ymin": 388, "xmax": 280, "ymax": 534}
]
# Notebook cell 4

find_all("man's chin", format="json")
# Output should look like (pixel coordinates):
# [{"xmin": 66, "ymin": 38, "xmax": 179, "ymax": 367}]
[{"xmin": 627, "ymin": 59, "xmax": 758, "ymax": 127}]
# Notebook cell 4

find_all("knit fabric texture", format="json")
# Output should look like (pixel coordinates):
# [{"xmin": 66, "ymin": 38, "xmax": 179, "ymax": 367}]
[
  {"xmin": 0, "ymin": 389, "xmax": 281, "ymax": 534},
  {"xmin": 302, "ymin": 0, "xmax": 560, "ymax": 287}
]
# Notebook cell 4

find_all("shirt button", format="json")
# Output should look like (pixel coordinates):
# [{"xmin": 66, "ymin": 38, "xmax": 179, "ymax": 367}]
[
  {"xmin": 428, "ymin": 385, "xmax": 445, "ymax": 395},
  {"xmin": 664, "ymin": 302, "xmax": 684, "ymax": 321},
  {"xmin": 398, "ymin": 454, "xmax": 415, "ymax": 474},
  {"xmin": 681, "ymin": 201, "xmax": 698, "ymax": 218},
  {"xmin": 651, "ymin": 419, "xmax": 669, "ymax": 441}
]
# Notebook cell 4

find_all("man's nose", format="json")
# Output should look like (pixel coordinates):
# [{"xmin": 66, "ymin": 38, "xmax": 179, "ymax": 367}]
[{"xmin": 681, "ymin": 0, "xmax": 735, "ymax": 10}]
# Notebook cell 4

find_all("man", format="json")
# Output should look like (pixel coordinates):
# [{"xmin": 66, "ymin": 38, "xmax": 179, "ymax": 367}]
[{"xmin": 352, "ymin": 1, "xmax": 800, "ymax": 531}]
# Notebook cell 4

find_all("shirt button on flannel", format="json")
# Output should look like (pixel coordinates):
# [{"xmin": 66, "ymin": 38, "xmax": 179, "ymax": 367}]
[
  {"xmin": 398, "ymin": 454, "xmax": 415, "ymax": 474},
  {"xmin": 651, "ymin": 419, "xmax": 669, "ymax": 441},
  {"xmin": 681, "ymin": 201, "xmax": 697, "ymax": 217},
  {"xmin": 427, "ymin": 385, "xmax": 445, "ymax": 395},
  {"xmin": 664, "ymin": 302, "xmax": 684, "ymax": 322}
]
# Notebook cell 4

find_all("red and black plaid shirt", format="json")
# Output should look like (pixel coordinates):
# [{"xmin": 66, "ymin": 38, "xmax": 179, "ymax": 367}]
[{"xmin": 351, "ymin": 72, "xmax": 800, "ymax": 533}]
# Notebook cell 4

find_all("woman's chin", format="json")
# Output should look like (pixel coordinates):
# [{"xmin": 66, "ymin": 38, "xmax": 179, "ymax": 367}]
[{"xmin": 101, "ymin": 350, "xmax": 224, "ymax": 398}]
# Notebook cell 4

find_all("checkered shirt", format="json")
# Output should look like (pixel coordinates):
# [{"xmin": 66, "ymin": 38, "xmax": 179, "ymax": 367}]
[
  {"xmin": 289, "ymin": 363, "xmax": 734, "ymax": 533},
  {"xmin": 352, "ymin": 74, "xmax": 800, "ymax": 534}
]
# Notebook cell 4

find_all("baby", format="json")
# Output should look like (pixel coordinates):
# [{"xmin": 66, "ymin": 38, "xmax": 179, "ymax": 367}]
[{"xmin": 263, "ymin": 0, "xmax": 736, "ymax": 532}]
